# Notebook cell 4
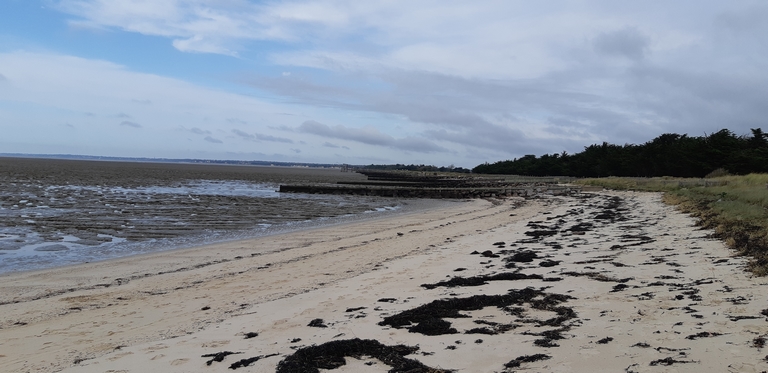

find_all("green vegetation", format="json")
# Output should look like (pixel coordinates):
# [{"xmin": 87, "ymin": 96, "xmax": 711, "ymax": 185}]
[
  {"xmin": 576, "ymin": 174, "xmax": 768, "ymax": 275},
  {"xmin": 474, "ymin": 128, "xmax": 768, "ymax": 178}
]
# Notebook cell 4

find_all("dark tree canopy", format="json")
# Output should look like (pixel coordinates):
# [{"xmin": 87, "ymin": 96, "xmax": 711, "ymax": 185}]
[{"xmin": 473, "ymin": 128, "xmax": 768, "ymax": 177}]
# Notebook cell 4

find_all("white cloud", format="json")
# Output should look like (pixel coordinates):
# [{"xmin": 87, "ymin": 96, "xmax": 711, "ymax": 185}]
[{"xmin": 8, "ymin": 1, "xmax": 768, "ymax": 167}]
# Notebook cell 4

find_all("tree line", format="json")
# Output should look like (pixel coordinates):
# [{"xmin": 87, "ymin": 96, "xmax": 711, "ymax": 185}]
[
  {"xmin": 363, "ymin": 164, "xmax": 472, "ymax": 173},
  {"xmin": 472, "ymin": 128, "xmax": 768, "ymax": 178}
]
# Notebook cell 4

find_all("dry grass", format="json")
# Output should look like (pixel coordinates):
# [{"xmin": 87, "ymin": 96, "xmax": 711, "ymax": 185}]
[{"xmin": 575, "ymin": 174, "xmax": 768, "ymax": 275}]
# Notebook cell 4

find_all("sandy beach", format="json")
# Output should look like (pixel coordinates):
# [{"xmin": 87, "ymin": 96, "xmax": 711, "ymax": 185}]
[{"xmin": 3, "ymin": 190, "xmax": 768, "ymax": 372}]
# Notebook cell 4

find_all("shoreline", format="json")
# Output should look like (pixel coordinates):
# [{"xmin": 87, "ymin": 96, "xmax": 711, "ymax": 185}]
[
  {"xmin": 1, "ymin": 196, "xmax": 525, "ymax": 373},
  {"xmin": 0, "ymin": 197, "xmax": 452, "ymax": 277},
  {"xmin": 4, "ymin": 191, "xmax": 768, "ymax": 372}
]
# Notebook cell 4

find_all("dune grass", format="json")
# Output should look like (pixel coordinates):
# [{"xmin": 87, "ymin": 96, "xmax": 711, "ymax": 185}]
[{"xmin": 575, "ymin": 174, "xmax": 768, "ymax": 275}]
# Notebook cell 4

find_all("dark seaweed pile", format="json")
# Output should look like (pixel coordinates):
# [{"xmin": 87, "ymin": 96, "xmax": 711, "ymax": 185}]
[{"xmin": 275, "ymin": 339, "xmax": 450, "ymax": 373}]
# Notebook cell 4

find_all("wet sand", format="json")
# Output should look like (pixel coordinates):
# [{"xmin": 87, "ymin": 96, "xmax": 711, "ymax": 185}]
[{"xmin": 3, "ymin": 191, "xmax": 768, "ymax": 372}]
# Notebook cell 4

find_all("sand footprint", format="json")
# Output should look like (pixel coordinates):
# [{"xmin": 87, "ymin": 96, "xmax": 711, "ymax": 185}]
[{"xmin": 170, "ymin": 358, "xmax": 189, "ymax": 366}]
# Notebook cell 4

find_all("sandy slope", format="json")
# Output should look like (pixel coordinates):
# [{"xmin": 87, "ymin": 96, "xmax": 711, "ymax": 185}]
[{"xmin": 3, "ymin": 191, "xmax": 768, "ymax": 373}]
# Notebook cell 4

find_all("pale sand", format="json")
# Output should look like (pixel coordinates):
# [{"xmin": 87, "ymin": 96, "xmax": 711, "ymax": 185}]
[{"xmin": 2, "ymin": 191, "xmax": 768, "ymax": 372}]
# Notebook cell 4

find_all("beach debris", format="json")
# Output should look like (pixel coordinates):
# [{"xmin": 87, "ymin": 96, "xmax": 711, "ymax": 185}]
[
  {"xmin": 377, "ymin": 298, "xmax": 397, "ymax": 303},
  {"xmin": 201, "ymin": 351, "xmax": 242, "ymax": 366},
  {"xmin": 631, "ymin": 342, "xmax": 651, "ymax": 348},
  {"xmin": 649, "ymin": 357, "xmax": 695, "ymax": 366},
  {"xmin": 611, "ymin": 284, "xmax": 629, "ymax": 292},
  {"xmin": 380, "ymin": 287, "xmax": 576, "ymax": 338},
  {"xmin": 685, "ymin": 331, "xmax": 723, "ymax": 340},
  {"xmin": 421, "ymin": 272, "xmax": 543, "ymax": 289},
  {"xmin": 308, "ymin": 318, "xmax": 328, "ymax": 328},
  {"xmin": 562, "ymin": 271, "xmax": 631, "ymax": 283},
  {"xmin": 505, "ymin": 250, "xmax": 539, "ymax": 263},
  {"xmin": 596, "ymin": 337, "xmax": 614, "ymax": 344},
  {"xmin": 539, "ymin": 259, "xmax": 561, "ymax": 267},
  {"xmin": 243, "ymin": 332, "xmax": 258, "ymax": 339},
  {"xmin": 504, "ymin": 354, "xmax": 551, "ymax": 368},
  {"xmin": 524, "ymin": 230, "xmax": 559, "ymax": 238},
  {"xmin": 345, "ymin": 307, "xmax": 366, "ymax": 312},
  {"xmin": 481, "ymin": 250, "xmax": 499, "ymax": 258},
  {"xmin": 753, "ymin": 336, "xmax": 766, "ymax": 348},
  {"xmin": 229, "ymin": 353, "xmax": 279, "ymax": 370},
  {"xmin": 728, "ymin": 315, "xmax": 761, "ymax": 321},
  {"xmin": 275, "ymin": 338, "xmax": 451, "ymax": 373}
]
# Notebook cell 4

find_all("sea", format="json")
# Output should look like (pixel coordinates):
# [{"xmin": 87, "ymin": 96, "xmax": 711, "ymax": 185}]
[{"xmin": 0, "ymin": 158, "xmax": 446, "ymax": 274}]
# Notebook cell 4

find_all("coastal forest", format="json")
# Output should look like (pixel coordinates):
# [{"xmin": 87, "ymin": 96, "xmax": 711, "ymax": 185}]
[{"xmin": 473, "ymin": 128, "xmax": 768, "ymax": 178}]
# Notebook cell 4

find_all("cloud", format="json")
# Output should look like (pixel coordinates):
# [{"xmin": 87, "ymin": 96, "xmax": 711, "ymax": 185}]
[
  {"xmin": 119, "ymin": 120, "xmax": 141, "ymax": 128},
  {"xmin": 204, "ymin": 136, "xmax": 223, "ymax": 143},
  {"xmin": 593, "ymin": 27, "xmax": 650, "ymax": 60},
  {"xmin": 131, "ymin": 99, "xmax": 151, "ymax": 105},
  {"xmin": 232, "ymin": 129, "xmax": 294, "ymax": 143},
  {"xmin": 12, "ymin": 3, "xmax": 768, "ymax": 166},
  {"xmin": 232, "ymin": 128, "xmax": 255, "ymax": 140},
  {"xmin": 290, "ymin": 148, "xmax": 301, "ymax": 153},
  {"xmin": 299, "ymin": 120, "xmax": 447, "ymax": 153},
  {"xmin": 189, "ymin": 127, "xmax": 211, "ymax": 135},
  {"xmin": 117, "ymin": 112, "xmax": 131, "ymax": 118},
  {"xmin": 256, "ymin": 133, "xmax": 293, "ymax": 143},
  {"xmin": 227, "ymin": 118, "xmax": 247, "ymax": 125},
  {"xmin": 0, "ymin": 73, "xmax": 7, "ymax": 82},
  {"xmin": 323, "ymin": 141, "xmax": 351, "ymax": 150}
]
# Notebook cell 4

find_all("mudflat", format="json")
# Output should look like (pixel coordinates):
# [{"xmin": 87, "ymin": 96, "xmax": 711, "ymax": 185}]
[
  {"xmin": 0, "ymin": 158, "xmax": 411, "ymax": 273},
  {"xmin": 3, "ymin": 191, "xmax": 768, "ymax": 372}
]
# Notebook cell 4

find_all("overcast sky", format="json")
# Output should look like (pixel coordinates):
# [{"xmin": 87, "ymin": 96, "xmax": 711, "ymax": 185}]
[{"xmin": 1, "ymin": 1, "xmax": 767, "ymax": 168}]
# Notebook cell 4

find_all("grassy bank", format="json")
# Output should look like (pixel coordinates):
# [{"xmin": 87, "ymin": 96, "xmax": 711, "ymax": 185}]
[{"xmin": 575, "ymin": 174, "xmax": 768, "ymax": 275}]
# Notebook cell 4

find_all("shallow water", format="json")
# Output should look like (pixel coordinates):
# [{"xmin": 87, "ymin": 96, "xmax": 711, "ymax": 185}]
[{"xmin": 0, "ymin": 158, "xmax": 441, "ymax": 274}]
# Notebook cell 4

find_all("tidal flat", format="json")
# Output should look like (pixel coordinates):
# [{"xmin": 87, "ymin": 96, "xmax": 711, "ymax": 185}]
[{"xmin": 0, "ymin": 157, "xmax": 438, "ymax": 273}]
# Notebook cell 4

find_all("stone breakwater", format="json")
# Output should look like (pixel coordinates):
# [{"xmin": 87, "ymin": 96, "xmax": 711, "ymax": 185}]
[
  {"xmin": 279, "ymin": 169, "xmax": 581, "ymax": 199},
  {"xmin": 279, "ymin": 183, "xmax": 579, "ymax": 198}
]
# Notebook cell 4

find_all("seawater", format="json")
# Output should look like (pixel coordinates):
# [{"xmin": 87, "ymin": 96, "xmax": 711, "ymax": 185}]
[{"xmin": 0, "ymin": 163, "xmax": 441, "ymax": 274}]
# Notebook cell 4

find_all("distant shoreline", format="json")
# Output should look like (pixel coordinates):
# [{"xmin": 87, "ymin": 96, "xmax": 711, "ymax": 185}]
[{"xmin": 0, "ymin": 153, "xmax": 353, "ymax": 169}]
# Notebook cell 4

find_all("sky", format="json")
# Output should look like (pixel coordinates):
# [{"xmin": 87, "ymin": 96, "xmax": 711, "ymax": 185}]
[{"xmin": 1, "ymin": 1, "xmax": 767, "ymax": 168}]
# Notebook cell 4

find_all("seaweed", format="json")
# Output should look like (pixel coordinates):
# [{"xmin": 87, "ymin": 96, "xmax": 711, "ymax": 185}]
[
  {"xmin": 275, "ymin": 338, "xmax": 450, "ymax": 373},
  {"xmin": 539, "ymin": 259, "xmax": 561, "ymax": 267},
  {"xmin": 611, "ymin": 284, "xmax": 629, "ymax": 292},
  {"xmin": 481, "ymin": 250, "xmax": 499, "ymax": 258},
  {"xmin": 201, "ymin": 351, "xmax": 242, "ymax": 366},
  {"xmin": 505, "ymin": 250, "xmax": 539, "ymax": 263},
  {"xmin": 230, "ymin": 353, "xmax": 279, "ymax": 370},
  {"xmin": 524, "ymin": 230, "xmax": 559, "ymax": 238},
  {"xmin": 421, "ymin": 272, "xmax": 543, "ymax": 289},
  {"xmin": 649, "ymin": 357, "xmax": 694, "ymax": 366},
  {"xmin": 379, "ymin": 287, "xmax": 575, "ymax": 336},
  {"xmin": 685, "ymin": 331, "xmax": 722, "ymax": 340},
  {"xmin": 308, "ymin": 319, "xmax": 328, "ymax": 328},
  {"xmin": 504, "ymin": 354, "xmax": 551, "ymax": 368}
]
